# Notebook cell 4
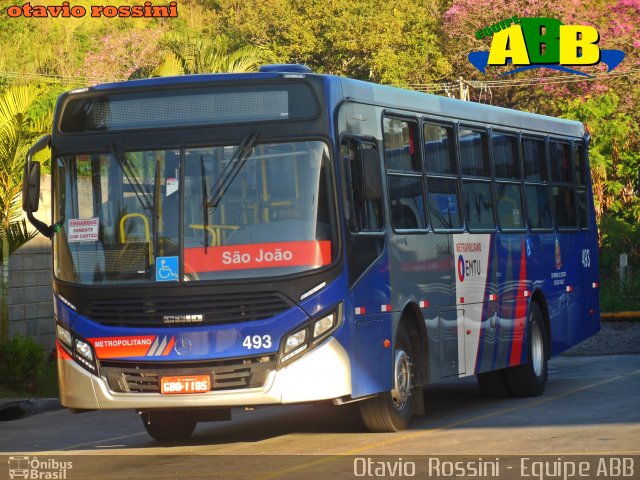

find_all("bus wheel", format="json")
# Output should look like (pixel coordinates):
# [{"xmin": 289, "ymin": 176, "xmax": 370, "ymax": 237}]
[
  {"xmin": 477, "ymin": 369, "xmax": 509, "ymax": 397},
  {"xmin": 359, "ymin": 324, "xmax": 413, "ymax": 432},
  {"xmin": 141, "ymin": 410, "xmax": 197, "ymax": 441},
  {"xmin": 506, "ymin": 302, "xmax": 548, "ymax": 397}
]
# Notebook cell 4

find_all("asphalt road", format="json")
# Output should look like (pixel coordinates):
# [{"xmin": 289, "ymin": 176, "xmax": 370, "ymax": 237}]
[{"xmin": 1, "ymin": 355, "xmax": 639, "ymax": 479}]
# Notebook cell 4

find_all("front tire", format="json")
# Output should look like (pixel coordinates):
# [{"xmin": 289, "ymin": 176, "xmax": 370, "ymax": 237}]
[
  {"xmin": 505, "ymin": 302, "xmax": 548, "ymax": 397},
  {"xmin": 359, "ymin": 324, "xmax": 414, "ymax": 432},
  {"xmin": 141, "ymin": 410, "xmax": 197, "ymax": 441}
]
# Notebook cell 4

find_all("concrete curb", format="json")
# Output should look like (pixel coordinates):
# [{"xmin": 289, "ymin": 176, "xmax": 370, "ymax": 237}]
[
  {"xmin": 0, "ymin": 398, "xmax": 61, "ymax": 421},
  {"xmin": 601, "ymin": 312, "xmax": 640, "ymax": 321}
]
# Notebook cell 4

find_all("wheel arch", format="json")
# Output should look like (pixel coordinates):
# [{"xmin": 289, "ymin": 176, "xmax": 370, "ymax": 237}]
[{"xmin": 398, "ymin": 301, "xmax": 429, "ymax": 386}]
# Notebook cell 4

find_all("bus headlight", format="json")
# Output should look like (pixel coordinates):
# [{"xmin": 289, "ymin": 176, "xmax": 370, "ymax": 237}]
[
  {"xmin": 313, "ymin": 313, "xmax": 335, "ymax": 338},
  {"xmin": 75, "ymin": 339, "xmax": 94, "ymax": 362},
  {"xmin": 278, "ymin": 303, "xmax": 342, "ymax": 366},
  {"xmin": 55, "ymin": 321, "xmax": 97, "ymax": 373},
  {"xmin": 285, "ymin": 330, "xmax": 307, "ymax": 353},
  {"xmin": 56, "ymin": 324, "xmax": 73, "ymax": 348}
]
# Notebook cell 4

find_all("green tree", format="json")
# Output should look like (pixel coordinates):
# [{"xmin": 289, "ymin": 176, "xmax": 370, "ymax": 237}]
[
  {"xmin": 560, "ymin": 92, "xmax": 640, "ymax": 224},
  {"xmin": 155, "ymin": 34, "xmax": 270, "ymax": 75},
  {"xmin": 0, "ymin": 85, "xmax": 50, "ymax": 342},
  {"xmin": 215, "ymin": 0, "xmax": 451, "ymax": 85}
]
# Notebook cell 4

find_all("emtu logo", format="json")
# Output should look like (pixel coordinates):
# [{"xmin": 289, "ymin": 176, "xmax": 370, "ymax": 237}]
[
  {"xmin": 458, "ymin": 255, "xmax": 466, "ymax": 282},
  {"xmin": 469, "ymin": 17, "xmax": 625, "ymax": 77}
]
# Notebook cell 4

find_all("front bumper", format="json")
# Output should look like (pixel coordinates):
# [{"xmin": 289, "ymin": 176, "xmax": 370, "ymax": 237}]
[{"xmin": 58, "ymin": 337, "xmax": 351, "ymax": 410}]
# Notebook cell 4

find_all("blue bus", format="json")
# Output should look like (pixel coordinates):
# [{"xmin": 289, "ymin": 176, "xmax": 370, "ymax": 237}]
[{"xmin": 23, "ymin": 64, "xmax": 600, "ymax": 440}]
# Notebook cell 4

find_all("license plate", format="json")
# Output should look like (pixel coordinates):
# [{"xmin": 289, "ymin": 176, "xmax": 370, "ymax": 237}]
[{"xmin": 160, "ymin": 375, "xmax": 211, "ymax": 394}]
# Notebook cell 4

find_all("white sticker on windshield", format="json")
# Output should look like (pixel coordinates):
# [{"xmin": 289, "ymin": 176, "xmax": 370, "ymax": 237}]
[
  {"xmin": 68, "ymin": 218, "xmax": 99, "ymax": 242},
  {"xmin": 166, "ymin": 177, "xmax": 178, "ymax": 196}
]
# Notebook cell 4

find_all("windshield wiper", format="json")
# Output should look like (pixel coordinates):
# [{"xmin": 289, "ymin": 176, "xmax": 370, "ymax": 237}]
[
  {"xmin": 205, "ymin": 131, "xmax": 260, "ymax": 211},
  {"xmin": 110, "ymin": 142, "xmax": 154, "ymax": 215}
]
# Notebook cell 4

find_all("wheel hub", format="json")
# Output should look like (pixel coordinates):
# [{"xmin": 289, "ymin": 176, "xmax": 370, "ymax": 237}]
[
  {"xmin": 531, "ymin": 322, "xmax": 544, "ymax": 377},
  {"xmin": 391, "ymin": 349, "xmax": 412, "ymax": 409}
]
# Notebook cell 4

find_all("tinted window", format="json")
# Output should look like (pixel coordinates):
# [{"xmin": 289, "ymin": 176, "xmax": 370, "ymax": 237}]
[
  {"xmin": 550, "ymin": 141, "xmax": 572, "ymax": 183},
  {"xmin": 577, "ymin": 188, "xmax": 589, "ymax": 229},
  {"xmin": 459, "ymin": 128, "xmax": 489, "ymax": 177},
  {"xmin": 492, "ymin": 133, "xmax": 519, "ymax": 179},
  {"xmin": 388, "ymin": 176, "xmax": 425, "ymax": 229},
  {"xmin": 426, "ymin": 178, "xmax": 462, "ymax": 230},
  {"xmin": 384, "ymin": 118, "xmax": 421, "ymax": 172},
  {"xmin": 522, "ymin": 137, "xmax": 547, "ymax": 181},
  {"xmin": 552, "ymin": 186, "xmax": 577, "ymax": 228},
  {"xmin": 496, "ymin": 183, "xmax": 524, "ymax": 229},
  {"xmin": 424, "ymin": 123, "xmax": 456, "ymax": 175},
  {"xmin": 463, "ymin": 180, "xmax": 495, "ymax": 230},
  {"xmin": 345, "ymin": 142, "xmax": 383, "ymax": 231},
  {"xmin": 574, "ymin": 143, "xmax": 587, "ymax": 186},
  {"xmin": 525, "ymin": 185, "xmax": 553, "ymax": 229}
]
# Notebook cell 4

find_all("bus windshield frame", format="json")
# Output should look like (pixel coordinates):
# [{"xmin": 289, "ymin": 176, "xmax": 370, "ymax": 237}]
[{"xmin": 51, "ymin": 139, "xmax": 338, "ymax": 286}]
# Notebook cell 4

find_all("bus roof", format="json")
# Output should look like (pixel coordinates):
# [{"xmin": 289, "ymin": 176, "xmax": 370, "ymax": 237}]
[
  {"xmin": 79, "ymin": 70, "xmax": 585, "ymax": 139},
  {"xmin": 336, "ymin": 76, "xmax": 585, "ymax": 138}
]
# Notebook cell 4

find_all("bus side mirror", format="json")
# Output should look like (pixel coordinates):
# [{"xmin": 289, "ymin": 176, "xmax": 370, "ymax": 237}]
[
  {"xmin": 23, "ymin": 161, "xmax": 41, "ymax": 213},
  {"xmin": 22, "ymin": 134, "xmax": 52, "ymax": 238}
]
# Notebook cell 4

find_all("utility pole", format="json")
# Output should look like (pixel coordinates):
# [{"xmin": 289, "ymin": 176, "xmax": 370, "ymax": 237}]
[{"xmin": 459, "ymin": 76, "xmax": 468, "ymax": 101}]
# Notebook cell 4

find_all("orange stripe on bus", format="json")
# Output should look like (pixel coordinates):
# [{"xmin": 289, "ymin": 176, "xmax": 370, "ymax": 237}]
[{"xmin": 162, "ymin": 336, "xmax": 176, "ymax": 356}]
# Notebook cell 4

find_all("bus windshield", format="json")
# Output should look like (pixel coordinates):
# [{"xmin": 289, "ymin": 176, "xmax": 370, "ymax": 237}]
[{"xmin": 52, "ymin": 140, "xmax": 336, "ymax": 285}]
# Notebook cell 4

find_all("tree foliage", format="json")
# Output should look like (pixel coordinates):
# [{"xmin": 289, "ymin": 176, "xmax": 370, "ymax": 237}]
[
  {"xmin": 155, "ymin": 34, "xmax": 270, "ymax": 75},
  {"xmin": 80, "ymin": 29, "xmax": 166, "ymax": 82},
  {"xmin": 215, "ymin": 0, "xmax": 451, "ymax": 84},
  {"xmin": 0, "ymin": 0, "xmax": 638, "ymax": 278},
  {"xmin": 0, "ymin": 85, "xmax": 50, "ymax": 341},
  {"xmin": 561, "ymin": 93, "xmax": 640, "ymax": 223}
]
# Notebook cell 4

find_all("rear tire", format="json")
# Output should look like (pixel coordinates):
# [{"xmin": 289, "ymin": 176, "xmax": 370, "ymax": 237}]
[
  {"xmin": 505, "ymin": 302, "xmax": 548, "ymax": 397},
  {"xmin": 477, "ymin": 369, "xmax": 510, "ymax": 397},
  {"xmin": 141, "ymin": 410, "xmax": 197, "ymax": 441},
  {"xmin": 359, "ymin": 324, "xmax": 414, "ymax": 432}
]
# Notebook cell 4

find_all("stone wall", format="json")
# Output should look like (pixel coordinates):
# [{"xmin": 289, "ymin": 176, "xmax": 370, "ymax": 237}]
[
  {"xmin": 8, "ymin": 236, "xmax": 54, "ymax": 350},
  {"xmin": 8, "ymin": 176, "xmax": 54, "ymax": 350}
]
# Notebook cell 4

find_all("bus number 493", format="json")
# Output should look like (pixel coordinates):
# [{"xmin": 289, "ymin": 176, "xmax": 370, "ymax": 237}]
[{"xmin": 243, "ymin": 335, "xmax": 272, "ymax": 350}]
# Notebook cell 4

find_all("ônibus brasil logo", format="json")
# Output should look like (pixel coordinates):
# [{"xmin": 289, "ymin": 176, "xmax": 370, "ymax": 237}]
[{"xmin": 468, "ymin": 16, "xmax": 625, "ymax": 77}]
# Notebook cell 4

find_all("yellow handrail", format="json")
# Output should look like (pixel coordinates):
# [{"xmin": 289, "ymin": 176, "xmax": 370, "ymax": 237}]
[{"xmin": 119, "ymin": 213, "xmax": 152, "ymax": 263}]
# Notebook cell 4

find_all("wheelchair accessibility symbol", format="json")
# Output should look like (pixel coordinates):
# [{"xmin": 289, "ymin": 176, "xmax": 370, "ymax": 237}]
[{"xmin": 156, "ymin": 256, "xmax": 179, "ymax": 282}]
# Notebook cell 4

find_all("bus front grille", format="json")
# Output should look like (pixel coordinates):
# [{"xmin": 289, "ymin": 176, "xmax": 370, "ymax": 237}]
[
  {"xmin": 85, "ymin": 292, "xmax": 293, "ymax": 327},
  {"xmin": 101, "ymin": 355, "xmax": 275, "ymax": 394}
]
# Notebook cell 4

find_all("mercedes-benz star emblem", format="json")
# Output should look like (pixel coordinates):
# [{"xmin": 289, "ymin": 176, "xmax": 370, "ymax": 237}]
[{"xmin": 174, "ymin": 337, "xmax": 192, "ymax": 355}]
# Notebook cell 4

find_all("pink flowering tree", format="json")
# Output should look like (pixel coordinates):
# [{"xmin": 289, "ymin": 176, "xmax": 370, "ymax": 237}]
[
  {"xmin": 443, "ymin": 0, "xmax": 639, "ymax": 107},
  {"xmin": 81, "ymin": 29, "xmax": 166, "ymax": 84}
]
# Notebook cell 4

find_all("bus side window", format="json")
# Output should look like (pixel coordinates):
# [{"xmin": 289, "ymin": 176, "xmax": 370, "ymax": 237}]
[
  {"xmin": 523, "ymin": 136, "xmax": 553, "ymax": 230},
  {"xmin": 383, "ymin": 117, "xmax": 425, "ymax": 231},
  {"xmin": 574, "ymin": 142, "xmax": 589, "ymax": 230},
  {"xmin": 550, "ymin": 140, "xmax": 577, "ymax": 229},
  {"xmin": 424, "ymin": 122, "xmax": 462, "ymax": 231},
  {"xmin": 459, "ymin": 127, "xmax": 494, "ymax": 231},
  {"xmin": 493, "ymin": 132, "xmax": 524, "ymax": 231}
]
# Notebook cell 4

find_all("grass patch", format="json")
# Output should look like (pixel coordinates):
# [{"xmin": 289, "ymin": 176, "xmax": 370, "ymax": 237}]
[
  {"xmin": 0, "ymin": 337, "xmax": 59, "ymax": 398},
  {"xmin": 600, "ymin": 273, "xmax": 640, "ymax": 312},
  {"xmin": 0, "ymin": 360, "xmax": 58, "ymax": 398}
]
